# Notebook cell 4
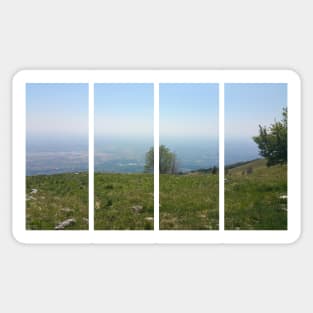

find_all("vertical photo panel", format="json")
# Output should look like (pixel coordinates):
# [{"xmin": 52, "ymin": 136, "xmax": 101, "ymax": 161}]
[
  {"xmin": 26, "ymin": 84, "xmax": 89, "ymax": 230},
  {"xmin": 159, "ymin": 84, "xmax": 219, "ymax": 230},
  {"xmin": 225, "ymin": 83, "xmax": 288, "ymax": 230},
  {"xmin": 94, "ymin": 83, "xmax": 154, "ymax": 230}
]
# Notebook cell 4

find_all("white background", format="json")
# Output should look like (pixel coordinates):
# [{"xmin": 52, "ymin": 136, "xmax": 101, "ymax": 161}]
[{"xmin": 0, "ymin": 0, "xmax": 311, "ymax": 312}]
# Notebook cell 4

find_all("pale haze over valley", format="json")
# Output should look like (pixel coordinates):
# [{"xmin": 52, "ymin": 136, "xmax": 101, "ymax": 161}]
[{"xmin": 26, "ymin": 83, "xmax": 287, "ymax": 175}]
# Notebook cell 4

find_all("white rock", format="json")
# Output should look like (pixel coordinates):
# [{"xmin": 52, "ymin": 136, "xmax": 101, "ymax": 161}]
[
  {"xmin": 55, "ymin": 218, "xmax": 76, "ymax": 230},
  {"xmin": 26, "ymin": 196, "xmax": 36, "ymax": 201},
  {"xmin": 132, "ymin": 205, "xmax": 143, "ymax": 213},
  {"xmin": 60, "ymin": 207, "xmax": 74, "ymax": 213}
]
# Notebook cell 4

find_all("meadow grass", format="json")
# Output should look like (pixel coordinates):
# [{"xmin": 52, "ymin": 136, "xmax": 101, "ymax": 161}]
[
  {"xmin": 26, "ymin": 159, "xmax": 287, "ymax": 231},
  {"xmin": 94, "ymin": 173, "xmax": 154, "ymax": 230},
  {"xmin": 26, "ymin": 173, "xmax": 88, "ymax": 230},
  {"xmin": 225, "ymin": 159, "xmax": 287, "ymax": 230},
  {"xmin": 159, "ymin": 174, "xmax": 219, "ymax": 230}
]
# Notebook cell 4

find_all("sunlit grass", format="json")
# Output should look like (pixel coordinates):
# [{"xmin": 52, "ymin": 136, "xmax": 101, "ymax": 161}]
[
  {"xmin": 26, "ymin": 173, "xmax": 88, "ymax": 230},
  {"xmin": 26, "ymin": 159, "xmax": 287, "ymax": 231},
  {"xmin": 159, "ymin": 174, "xmax": 219, "ymax": 230},
  {"xmin": 94, "ymin": 173, "xmax": 154, "ymax": 230},
  {"xmin": 225, "ymin": 159, "xmax": 287, "ymax": 230}
]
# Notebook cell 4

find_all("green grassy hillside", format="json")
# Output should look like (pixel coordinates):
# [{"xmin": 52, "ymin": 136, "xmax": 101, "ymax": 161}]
[
  {"xmin": 225, "ymin": 159, "xmax": 287, "ymax": 230},
  {"xmin": 26, "ymin": 159, "xmax": 287, "ymax": 231},
  {"xmin": 26, "ymin": 173, "xmax": 88, "ymax": 230},
  {"xmin": 160, "ymin": 174, "xmax": 219, "ymax": 230},
  {"xmin": 94, "ymin": 173, "xmax": 154, "ymax": 230}
]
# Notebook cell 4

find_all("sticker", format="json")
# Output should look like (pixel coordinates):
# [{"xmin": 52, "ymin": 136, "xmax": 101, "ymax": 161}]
[{"xmin": 12, "ymin": 70, "xmax": 301, "ymax": 243}]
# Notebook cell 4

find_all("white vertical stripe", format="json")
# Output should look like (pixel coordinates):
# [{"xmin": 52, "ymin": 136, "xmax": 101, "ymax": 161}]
[
  {"xmin": 154, "ymin": 83, "xmax": 160, "ymax": 233},
  {"xmin": 89, "ymin": 83, "xmax": 94, "ymax": 233},
  {"xmin": 219, "ymin": 83, "xmax": 225, "ymax": 233}
]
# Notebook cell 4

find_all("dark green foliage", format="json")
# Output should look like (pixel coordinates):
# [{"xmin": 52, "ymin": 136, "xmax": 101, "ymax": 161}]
[
  {"xmin": 225, "ymin": 159, "xmax": 260, "ymax": 171},
  {"xmin": 211, "ymin": 166, "xmax": 218, "ymax": 175},
  {"xmin": 144, "ymin": 147, "xmax": 154, "ymax": 173},
  {"xmin": 144, "ymin": 145, "xmax": 178, "ymax": 174},
  {"xmin": 253, "ymin": 108, "xmax": 287, "ymax": 166}
]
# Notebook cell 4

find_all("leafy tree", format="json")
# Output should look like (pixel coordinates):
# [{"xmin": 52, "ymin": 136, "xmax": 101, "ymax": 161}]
[
  {"xmin": 144, "ymin": 147, "xmax": 154, "ymax": 173},
  {"xmin": 253, "ymin": 108, "xmax": 287, "ymax": 166},
  {"xmin": 211, "ymin": 166, "xmax": 218, "ymax": 175},
  {"xmin": 144, "ymin": 145, "xmax": 178, "ymax": 174}
]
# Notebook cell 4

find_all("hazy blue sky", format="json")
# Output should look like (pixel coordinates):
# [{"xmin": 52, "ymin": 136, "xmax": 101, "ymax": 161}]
[
  {"xmin": 26, "ymin": 83, "xmax": 88, "ymax": 138},
  {"xmin": 26, "ymin": 82, "xmax": 286, "ymax": 143},
  {"xmin": 160, "ymin": 83, "xmax": 219, "ymax": 139},
  {"xmin": 94, "ymin": 83, "xmax": 154, "ymax": 139},
  {"xmin": 225, "ymin": 83, "xmax": 287, "ymax": 139}
]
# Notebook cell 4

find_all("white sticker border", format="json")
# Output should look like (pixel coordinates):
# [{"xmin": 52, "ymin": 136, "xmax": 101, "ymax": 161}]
[{"xmin": 12, "ymin": 70, "xmax": 301, "ymax": 244}]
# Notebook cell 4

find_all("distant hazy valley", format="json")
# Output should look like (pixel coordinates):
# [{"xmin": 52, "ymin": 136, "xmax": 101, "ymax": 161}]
[{"xmin": 27, "ymin": 137, "xmax": 260, "ymax": 175}]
